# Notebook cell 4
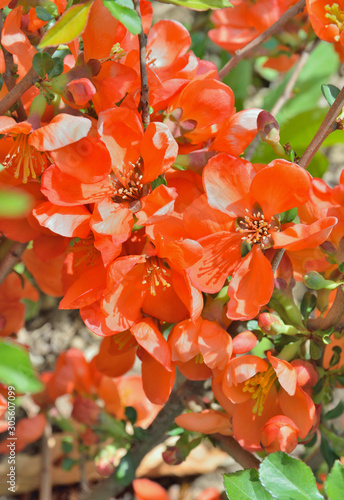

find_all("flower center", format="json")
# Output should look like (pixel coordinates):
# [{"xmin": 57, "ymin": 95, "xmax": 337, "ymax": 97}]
[
  {"xmin": 3, "ymin": 133, "xmax": 48, "ymax": 183},
  {"xmin": 110, "ymin": 160, "xmax": 145, "ymax": 203},
  {"xmin": 69, "ymin": 236, "xmax": 99, "ymax": 267},
  {"xmin": 112, "ymin": 330, "xmax": 136, "ymax": 351},
  {"xmin": 236, "ymin": 208, "xmax": 276, "ymax": 249},
  {"xmin": 242, "ymin": 366, "xmax": 276, "ymax": 416},
  {"xmin": 325, "ymin": 3, "xmax": 344, "ymax": 39},
  {"xmin": 142, "ymin": 256, "xmax": 171, "ymax": 296}
]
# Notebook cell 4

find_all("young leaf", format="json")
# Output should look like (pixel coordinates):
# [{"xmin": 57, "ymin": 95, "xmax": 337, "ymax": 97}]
[
  {"xmin": 259, "ymin": 452, "xmax": 323, "ymax": 500},
  {"xmin": 325, "ymin": 461, "xmax": 344, "ymax": 500},
  {"xmin": 224, "ymin": 469, "xmax": 273, "ymax": 500},
  {"xmin": 48, "ymin": 58, "xmax": 64, "ymax": 78},
  {"xmin": 323, "ymin": 401, "xmax": 344, "ymax": 421},
  {"xmin": 0, "ymin": 340, "xmax": 43, "ymax": 393},
  {"xmin": 156, "ymin": 0, "xmax": 232, "ymax": 10},
  {"xmin": 35, "ymin": 6, "xmax": 54, "ymax": 21},
  {"xmin": 321, "ymin": 84, "xmax": 340, "ymax": 106},
  {"xmin": 38, "ymin": 1, "xmax": 93, "ymax": 48},
  {"xmin": 103, "ymin": 0, "xmax": 141, "ymax": 35},
  {"xmin": 32, "ymin": 52, "xmax": 55, "ymax": 79}
]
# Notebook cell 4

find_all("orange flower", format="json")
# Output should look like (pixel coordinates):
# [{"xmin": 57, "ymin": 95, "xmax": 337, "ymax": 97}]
[
  {"xmin": 220, "ymin": 353, "xmax": 316, "ymax": 451},
  {"xmin": 0, "ymin": 273, "xmax": 39, "ymax": 337},
  {"xmin": 168, "ymin": 317, "xmax": 232, "ymax": 380},
  {"xmin": 186, "ymin": 154, "xmax": 337, "ymax": 320},
  {"xmin": 93, "ymin": 318, "xmax": 175, "ymax": 404},
  {"xmin": 307, "ymin": 0, "xmax": 344, "ymax": 49}
]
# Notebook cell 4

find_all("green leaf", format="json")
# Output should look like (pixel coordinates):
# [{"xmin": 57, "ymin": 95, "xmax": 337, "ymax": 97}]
[
  {"xmin": 280, "ymin": 207, "xmax": 298, "ymax": 225},
  {"xmin": 102, "ymin": 0, "xmax": 141, "ymax": 35},
  {"xmin": 0, "ymin": 339, "xmax": 43, "ymax": 393},
  {"xmin": 154, "ymin": 0, "xmax": 232, "ymax": 10},
  {"xmin": 41, "ymin": 0, "xmax": 59, "ymax": 17},
  {"xmin": 32, "ymin": 52, "xmax": 55, "ymax": 79},
  {"xmin": 321, "ymin": 433, "xmax": 340, "ymax": 469},
  {"xmin": 321, "ymin": 84, "xmax": 340, "ymax": 106},
  {"xmin": 115, "ymin": 452, "xmax": 136, "ymax": 486},
  {"xmin": 151, "ymin": 175, "xmax": 167, "ymax": 190},
  {"xmin": 224, "ymin": 469, "xmax": 273, "ymax": 500},
  {"xmin": 0, "ymin": 189, "xmax": 32, "ymax": 217},
  {"xmin": 324, "ymin": 401, "xmax": 344, "ymax": 421},
  {"xmin": 35, "ymin": 6, "xmax": 54, "ymax": 21},
  {"xmin": 304, "ymin": 271, "xmax": 342, "ymax": 290},
  {"xmin": 61, "ymin": 436, "xmax": 74, "ymax": 454},
  {"xmin": 339, "ymin": 262, "xmax": 344, "ymax": 274},
  {"xmin": 325, "ymin": 461, "xmax": 344, "ymax": 500},
  {"xmin": 124, "ymin": 406, "xmax": 137, "ymax": 425},
  {"xmin": 61, "ymin": 457, "xmax": 78, "ymax": 471},
  {"xmin": 38, "ymin": 1, "xmax": 93, "ymax": 48},
  {"xmin": 300, "ymin": 291, "xmax": 317, "ymax": 322},
  {"xmin": 259, "ymin": 452, "xmax": 323, "ymax": 500},
  {"xmin": 48, "ymin": 58, "xmax": 64, "ymax": 78}
]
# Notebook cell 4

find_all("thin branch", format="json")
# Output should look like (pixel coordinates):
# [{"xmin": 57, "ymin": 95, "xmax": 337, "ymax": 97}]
[
  {"xmin": 39, "ymin": 421, "xmax": 52, "ymax": 500},
  {"xmin": 133, "ymin": 0, "xmax": 150, "ymax": 127},
  {"xmin": 245, "ymin": 39, "xmax": 317, "ymax": 161},
  {"xmin": 307, "ymin": 286, "xmax": 344, "ymax": 331},
  {"xmin": 0, "ymin": 47, "xmax": 55, "ymax": 117},
  {"xmin": 218, "ymin": 0, "xmax": 306, "ymax": 80},
  {"xmin": 83, "ymin": 380, "xmax": 205, "ymax": 500},
  {"xmin": 0, "ymin": 241, "xmax": 28, "ymax": 285},
  {"xmin": 298, "ymin": 84, "xmax": 344, "ymax": 169},
  {"xmin": 0, "ymin": 10, "xmax": 27, "ymax": 120},
  {"xmin": 212, "ymin": 434, "xmax": 261, "ymax": 470}
]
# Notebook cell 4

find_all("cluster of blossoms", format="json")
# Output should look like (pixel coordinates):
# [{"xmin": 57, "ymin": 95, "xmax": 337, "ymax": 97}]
[{"xmin": 1, "ymin": 0, "xmax": 344, "ymax": 471}]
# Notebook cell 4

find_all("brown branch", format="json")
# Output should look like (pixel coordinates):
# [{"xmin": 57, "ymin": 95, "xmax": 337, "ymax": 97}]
[
  {"xmin": 84, "ymin": 380, "xmax": 205, "ymax": 500},
  {"xmin": 0, "ymin": 47, "xmax": 55, "ymax": 117},
  {"xmin": 133, "ymin": 0, "xmax": 150, "ymax": 127},
  {"xmin": 0, "ymin": 241, "xmax": 28, "ymax": 285},
  {"xmin": 218, "ymin": 0, "xmax": 306, "ymax": 80},
  {"xmin": 307, "ymin": 286, "xmax": 344, "ymax": 331},
  {"xmin": 0, "ymin": 10, "xmax": 27, "ymax": 120},
  {"xmin": 39, "ymin": 421, "xmax": 52, "ymax": 500},
  {"xmin": 212, "ymin": 434, "xmax": 261, "ymax": 470},
  {"xmin": 245, "ymin": 39, "xmax": 317, "ymax": 161},
  {"xmin": 298, "ymin": 84, "xmax": 344, "ymax": 169}
]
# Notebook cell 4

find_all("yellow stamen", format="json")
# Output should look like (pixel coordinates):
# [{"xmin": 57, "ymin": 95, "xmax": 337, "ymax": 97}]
[
  {"xmin": 142, "ymin": 256, "xmax": 171, "ymax": 296},
  {"xmin": 3, "ymin": 133, "xmax": 46, "ymax": 183},
  {"xmin": 325, "ymin": 3, "xmax": 344, "ymax": 32},
  {"xmin": 242, "ymin": 366, "xmax": 276, "ymax": 416}
]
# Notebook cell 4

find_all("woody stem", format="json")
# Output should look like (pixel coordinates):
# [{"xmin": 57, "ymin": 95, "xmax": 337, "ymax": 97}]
[
  {"xmin": 307, "ymin": 286, "xmax": 344, "ymax": 331},
  {"xmin": 218, "ymin": 0, "xmax": 306, "ymax": 79},
  {"xmin": 212, "ymin": 434, "xmax": 261, "ymax": 470},
  {"xmin": 83, "ymin": 380, "xmax": 205, "ymax": 500},
  {"xmin": 298, "ymin": 84, "xmax": 344, "ymax": 169},
  {"xmin": 133, "ymin": 0, "xmax": 150, "ymax": 127},
  {"xmin": 0, "ymin": 47, "xmax": 55, "ymax": 117},
  {"xmin": 0, "ymin": 10, "xmax": 27, "ymax": 121},
  {"xmin": 0, "ymin": 241, "xmax": 28, "ymax": 285}
]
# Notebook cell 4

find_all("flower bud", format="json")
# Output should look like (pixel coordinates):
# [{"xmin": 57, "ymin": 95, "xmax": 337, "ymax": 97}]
[
  {"xmin": 162, "ymin": 445, "xmax": 184, "ymax": 465},
  {"xmin": 257, "ymin": 111, "xmax": 280, "ymax": 145},
  {"xmin": 71, "ymin": 396, "xmax": 100, "ymax": 426},
  {"xmin": 261, "ymin": 415, "xmax": 299, "ymax": 454},
  {"xmin": 65, "ymin": 78, "xmax": 97, "ymax": 107},
  {"xmin": 95, "ymin": 457, "xmax": 114, "ymax": 477},
  {"xmin": 258, "ymin": 312, "xmax": 299, "ymax": 335}
]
